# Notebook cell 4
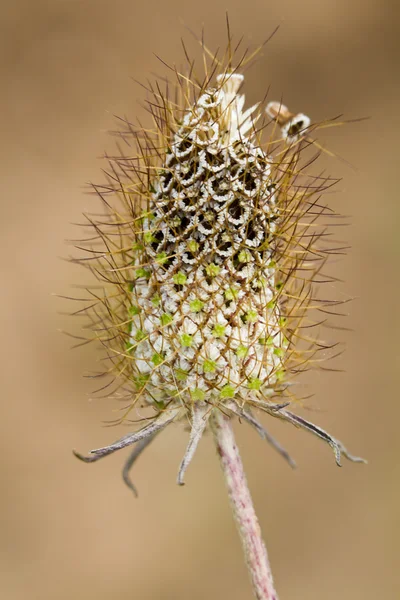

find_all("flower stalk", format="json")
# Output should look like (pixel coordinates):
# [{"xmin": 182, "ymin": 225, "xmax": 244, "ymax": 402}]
[{"xmin": 211, "ymin": 409, "xmax": 278, "ymax": 600}]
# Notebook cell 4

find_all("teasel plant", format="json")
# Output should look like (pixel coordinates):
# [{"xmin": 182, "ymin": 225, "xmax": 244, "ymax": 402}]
[{"xmin": 70, "ymin": 24, "xmax": 366, "ymax": 600}]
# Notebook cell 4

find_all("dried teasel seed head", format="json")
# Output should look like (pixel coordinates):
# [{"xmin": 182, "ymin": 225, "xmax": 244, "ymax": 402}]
[
  {"xmin": 72, "ymin": 37, "xmax": 366, "ymax": 490},
  {"xmin": 133, "ymin": 76, "xmax": 283, "ymax": 407}
]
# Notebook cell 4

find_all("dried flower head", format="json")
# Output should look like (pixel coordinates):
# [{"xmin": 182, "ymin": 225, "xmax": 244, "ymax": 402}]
[{"xmin": 72, "ymin": 32, "xmax": 365, "ymax": 493}]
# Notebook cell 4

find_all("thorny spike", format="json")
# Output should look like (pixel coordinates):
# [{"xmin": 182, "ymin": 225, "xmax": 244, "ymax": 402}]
[
  {"xmin": 227, "ymin": 401, "xmax": 296, "ymax": 468},
  {"xmin": 177, "ymin": 402, "xmax": 210, "ymax": 486},
  {"xmin": 277, "ymin": 410, "xmax": 367, "ymax": 466},
  {"xmin": 73, "ymin": 407, "xmax": 180, "ymax": 462},
  {"xmin": 247, "ymin": 396, "xmax": 292, "ymax": 415},
  {"xmin": 122, "ymin": 433, "xmax": 158, "ymax": 497}
]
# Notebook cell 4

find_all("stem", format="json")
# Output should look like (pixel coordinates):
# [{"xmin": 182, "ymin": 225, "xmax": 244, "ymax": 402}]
[{"xmin": 211, "ymin": 409, "xmax": 279, "ymax": 600}]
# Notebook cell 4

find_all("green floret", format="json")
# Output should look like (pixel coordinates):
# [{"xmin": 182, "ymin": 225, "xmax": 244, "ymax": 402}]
[
  {"xmin": 212, "ymin": 324, "xmax": 226, "ymax": 337},
  {"xmin": 134, "ymin": 373, "xmax": 150, "ymax": 389},
  {"xmin": 151, "ymin": 293, "xmax": 161, "ymax": 306},
  {"xmin": 132, "ymin": 242, "xmax": 144, "ymax": 252},
  {"xmin": 220, "ymin": 384, "xmax": 236, "ymax": 399},
  {"xmin": 156, "ymin": 252, "xmax": 168, "ymax": 265},
  {"xmin": 248, "ymin": 378, "xmax": 262, "ymax": 391},
  {"xmin": 180, "ymin": 334, "xmax": 193, "ymax": 347},
  {"xmin": 187, "ymin": 240, "xmax": 199, "ymax": 253},
  {"xmin": 144, "ymin": 231, "xmax": 155, "ymax": 244},
  {"xmin": 273, "ymin": 347, "xmax": 285, "ymax": 358},
  {"xmin": 175, "ymin": 368, "xmax": 188, "ymax": 381},
  {"xmin": 173, "ymin": 272, "xmax": 187, "ymax": 285},
  {"xmin": 203, "ymin": 359, "xmax": 217, "ymax": 373},
  {"xmin": 190, "ymin": 388, "xmax": 205, "ymax": 401},
  {"xmin": 245, "ymin": 310, "xmax": 258, "ymax": 323},
  {"xmin": 135, "ymin": 268, "xmax": 151, "ymax": 279},
  {"xmin": 236, "ymin": 345, "xmax": 248, "ymax": 358},
  {"xmin": 151, "ymin": 353, "xmax": 164, "ymax": 366},
  {"xmin": 238, "ymin": 250, "xmax": 251, "ymax": 263},
  {"xmin": 224, "ymin": 287, "xmax": 239, "ymax": 301},
  {"xmin": 205, "ymin": 263, "xmax": 220, "ymax": 277},
  {"xmin": 190, "ymin": 299, "xmax": 204, "ymax": 313},
  {"xmin": 134, "ymin": 329, "xmax": 146, "ymax": 342},
  {"xmin": 160, "ymin": 313, "xmax": 173, "ymax": 326}
]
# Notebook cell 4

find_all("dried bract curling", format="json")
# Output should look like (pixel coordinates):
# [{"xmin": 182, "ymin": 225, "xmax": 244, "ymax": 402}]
[{"xmin": 72, "ymin": 40, "xmax": 365, "ymax": 493}]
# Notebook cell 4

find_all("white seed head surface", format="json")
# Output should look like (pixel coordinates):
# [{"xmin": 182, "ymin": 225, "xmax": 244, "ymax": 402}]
[{"xmin": 128, "ymin": 77, "xmax": 286, "ymax": 406}]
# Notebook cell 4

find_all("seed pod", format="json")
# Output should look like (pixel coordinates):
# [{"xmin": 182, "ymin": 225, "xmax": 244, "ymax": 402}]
[
  {"xmin": 73, "ymin": 41, "xmax": 365, "ymax": 489},
  {"xmin": 131, "ymin": 73, "xmax": 287, "ymax": 406}
]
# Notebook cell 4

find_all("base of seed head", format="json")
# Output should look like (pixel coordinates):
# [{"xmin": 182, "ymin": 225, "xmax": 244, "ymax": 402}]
[{"xmin": 74, "ymin": 399, "xmax": 365, "ymax": 495}]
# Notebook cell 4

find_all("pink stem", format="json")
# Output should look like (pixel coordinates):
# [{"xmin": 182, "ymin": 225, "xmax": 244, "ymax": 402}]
[{"xmin": 211, "ymin": 409, "xmax": 279, "ymax": 600}]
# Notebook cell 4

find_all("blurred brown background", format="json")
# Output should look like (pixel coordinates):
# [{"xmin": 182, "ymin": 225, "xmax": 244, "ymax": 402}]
[{"xmin": 1, "ymin": 1, "xmax": 399, "ymax": 599}]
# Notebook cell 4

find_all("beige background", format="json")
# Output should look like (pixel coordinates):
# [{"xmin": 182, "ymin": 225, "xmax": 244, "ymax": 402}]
[{"xmin": 1, "ymin": 1, "xmax": 399, "ymax": 599}]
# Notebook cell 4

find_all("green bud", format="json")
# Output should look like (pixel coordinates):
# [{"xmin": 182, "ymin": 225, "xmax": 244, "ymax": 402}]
[
  {"xmin": 236, "ymin": 345, "xmax": 248, "ymax": 358},
  {"xmin": 160, "ymin": 313, "xmax": 173, "ymax": 326},
  {"xmin": 151, "ymin": 353, "xmax": 164, "ymax": 366},
  {"xmin": 144, "ymin": 231, "xmax": 155, "ymax": 244},
  {"xmin": 156, "ymin": 252, "xmax": 168, "ymax": 264},
  {"xmin": 203, "ymin": 359, "xmax": 217, "ymax": 373},
  {"xmin": 273, "ymin": 347, "xmax": 285, "ymax": 358},
  {"xmin": 175, "ymin": 369, "xmax": 188, "ymax": 381},
  {"xmin": 212, "ymin": 324, "xmax": 226, "ymax": 337},
  {"xmin": 132, "ymin": 242, "xmax": 144, "ymax": 252},
  {"xmin": 248, "ymin": 378, "xmax": 262, "ymax": 391},
  {"xmin": 224, "ymin": 287, "xmax": 239, "ymax": 301},
  {"xmin": 136, "ymin": 268, "xmax": 151, "ymax": 279},
  {"xmin": 238, "ymin": 250, "xmax": 251, "ymax": 263},
  {"xmin": 151, "ymin": 293, "xmax": 161, "ymax": 306},
  {"xmin": 190, "ymin": 299, "xmax": 204, "ymax": 313},
  {"xmin": 187, "ymin": 240, "xmax": 199, "ymax": 253},
  {"xmin": 134, "ymin": 373, "xmax": 150, "ymax": 388},
  {"xmin": 173, "ymin": 272, "xmax": 187, "ymax": 285},
  {"xmin": 205, "ymin": 263, "xmax": 220, "ymax": 277},
  {"xmin": 191, "ymin": 388, "xmax": 205, "ymax": 401},
  {"xmin": 180, "ymin": 334, "xmax": 193, "ymax": 347},
  {"xmin": 220, "ymin": 384, "xmax": 236, "ymax": 399},
  {"xmin": 245, "ymin": 310, "xmax": 258, "ymax": 323}
]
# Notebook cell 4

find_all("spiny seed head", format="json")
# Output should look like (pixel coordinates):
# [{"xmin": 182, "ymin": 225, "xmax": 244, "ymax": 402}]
[
  {"xmin": 132, "ymin": 73, "xmax": 286, "ymax": 406},
  {"xmin": 73, "ymin": 33, "xmax": 366, "ymax": 489}
]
